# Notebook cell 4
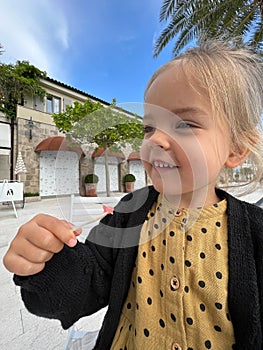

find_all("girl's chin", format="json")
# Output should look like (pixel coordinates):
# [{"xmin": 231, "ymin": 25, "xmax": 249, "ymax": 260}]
[
  {"xmin": 151, "ymin": 181, "xmax": 183, "ymax": 196},
  {"xmin": 151, "ymin": 179, "xmax": 196, "ymax": 197},
  {"xmin": 150, "ymin": 174, "xmax": 182, "ymax": 192}
]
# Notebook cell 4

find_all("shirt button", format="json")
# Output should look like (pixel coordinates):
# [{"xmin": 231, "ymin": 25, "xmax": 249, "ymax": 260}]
[
  {"xmin": 170, "ymin": 276, "xmax": 180, "ymax": 290},
  {"xmin": 174, "ymin": 209, "xmax": 182, "ymax": 217},
  {"xmin": 171, "ymin": 342, "xmax": 182, "ymax": 350}
]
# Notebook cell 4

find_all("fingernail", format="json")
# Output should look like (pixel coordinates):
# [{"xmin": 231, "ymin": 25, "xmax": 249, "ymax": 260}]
[{"xmin": 67, "ymin": 238, "xmax": 77, "ymax": 247}]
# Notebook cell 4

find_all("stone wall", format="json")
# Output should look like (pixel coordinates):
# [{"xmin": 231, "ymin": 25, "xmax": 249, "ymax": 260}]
[
  {"xmin": 16, "ymin": 118, "xmax": 60, "ymax": 194},
  {"xmin": 15, "ymin": 118, "xmax": 146, "ymax": 196}
]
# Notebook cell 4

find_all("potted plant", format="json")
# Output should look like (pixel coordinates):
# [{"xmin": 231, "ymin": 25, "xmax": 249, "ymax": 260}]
[
  {"xmin": 84, "ymin": 174, "xmax": 99, "ymax": 197},
  {"xmin": 123, "ymin": 173, "xmax": 136, "ymax": 192}
]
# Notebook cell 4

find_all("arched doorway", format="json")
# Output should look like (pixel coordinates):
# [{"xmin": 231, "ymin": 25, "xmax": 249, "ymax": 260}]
[
  {"xmin": 35, "ymin": 136, "xmax": 83, "ymax": 196},
  {"xmin": 92, "ymin": 148, "xmax": 125, "ymax": 193}
]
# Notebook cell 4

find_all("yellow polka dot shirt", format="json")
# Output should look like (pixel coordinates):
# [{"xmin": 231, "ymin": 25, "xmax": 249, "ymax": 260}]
[{"xmin": 111, "ymin": 195, "xmax": 236, "ymax": 350}]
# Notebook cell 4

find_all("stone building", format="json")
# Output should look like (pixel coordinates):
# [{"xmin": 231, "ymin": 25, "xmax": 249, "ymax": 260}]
[{"xmin": 0, "ymin": 77, "xmax": 146, "ymax": 197}]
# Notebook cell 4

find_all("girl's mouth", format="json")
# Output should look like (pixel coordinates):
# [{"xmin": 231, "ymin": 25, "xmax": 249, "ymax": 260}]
[{"xmin": 152, "ymin": 160, "xmax": 178, "ymax": 169}]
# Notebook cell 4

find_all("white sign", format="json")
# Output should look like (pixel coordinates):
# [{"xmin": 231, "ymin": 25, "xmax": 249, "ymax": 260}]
[{"xmin": 0, "ymin": 181, "xmax": 24, "ymax": 202}]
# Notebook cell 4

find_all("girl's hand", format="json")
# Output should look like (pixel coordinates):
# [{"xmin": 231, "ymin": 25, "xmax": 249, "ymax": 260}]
[{"xmin": 3, "ymin": 214, "xmax": 80, "ymax": 277}]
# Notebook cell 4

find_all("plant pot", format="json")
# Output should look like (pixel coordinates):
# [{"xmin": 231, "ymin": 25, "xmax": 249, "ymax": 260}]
[
  {"xmin": 125, "ymin": 181, "xmax": 135, "ymax": 193},
  {"xmin": 85, "ymin": 183, "xmax": 98, "ymax": 197}
]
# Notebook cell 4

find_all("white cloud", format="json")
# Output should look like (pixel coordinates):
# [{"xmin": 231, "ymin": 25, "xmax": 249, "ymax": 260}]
[
  {"xmin": 0, "ymin": 0, "xmax": 69, "ymax": 78},
  {"xmin": 0, "ymin": 0, "xmax": 167, "ymax": 103}
]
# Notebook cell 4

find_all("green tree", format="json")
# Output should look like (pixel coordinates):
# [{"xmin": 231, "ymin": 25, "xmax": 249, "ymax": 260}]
[
  {"xmin": 53, "ymin": 98, "xmax": 103, "ymax": 132},
  {"xmin": 0, "ymin": 60, "xmax": 46, "ymax": 179},
  {"xmin": 154, "ymin": 0, "xmax": 263, "ymax": 57},
  {"xmin": 53, "ymin": 99, "xmax": 144, "ymax": 196},
  {"xmin": 0, "ymin": 60, "xmax": 46, "ymax": 119}
]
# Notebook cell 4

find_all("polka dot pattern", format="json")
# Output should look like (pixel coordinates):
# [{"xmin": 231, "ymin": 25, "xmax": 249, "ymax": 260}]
[
  {"xmin": 111, "ymin": 196, "xmax": 236, "ymax": 349},
  {"xmin": 144, "ymin": 328, "xmax": 149, "ymax": 337}
]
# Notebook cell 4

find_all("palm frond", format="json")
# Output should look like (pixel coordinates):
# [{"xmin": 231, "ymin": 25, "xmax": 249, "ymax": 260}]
[
  {"xmin": 249, "ymin": 18, "xmax": 263, "ymax": 50},
  {"xmin": 159, "ymin": 0, "xmax": 176, "ymax": 21},
  {"xmin": 155, "ymin": 0, "xmax": 217, "ymax": 56},
  {"xmin": 154, "ymin": 0, "xmax": 263, "ymax": 57},
  {"xmin": 230, "ymin": 5, "xmax": 258, "ymax": 38},
  {"xmin": 153, "ymin": 12, "xmax": 188, "ymax": 57},
  {"xmin": 172, "ymin": 26, "xmax": 200, "ymax": 56}
]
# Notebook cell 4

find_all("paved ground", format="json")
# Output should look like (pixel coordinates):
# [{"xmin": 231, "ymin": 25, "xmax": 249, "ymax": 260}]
[
  {"xmin": 0, "ymin": 195, "xmax": 111, "ymax": 350},
  {"xmin": 0, "ymin": 187, "xmax": 262, "ymax": 349}
]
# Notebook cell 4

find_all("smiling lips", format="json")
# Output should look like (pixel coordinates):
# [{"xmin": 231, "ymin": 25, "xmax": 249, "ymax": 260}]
[{"xmin": 152, "ymin": 160, "xmax": 177, "ymax": 169}]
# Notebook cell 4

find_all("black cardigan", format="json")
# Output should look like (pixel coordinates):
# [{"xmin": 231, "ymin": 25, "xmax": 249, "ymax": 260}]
[{"xmin": 14, "ymin": 186, "xmax": 263, "ymax": 349}]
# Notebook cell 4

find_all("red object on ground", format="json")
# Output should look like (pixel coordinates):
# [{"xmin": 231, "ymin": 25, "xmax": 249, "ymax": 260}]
[{"xmin": 103, "ymin": 205, "xmax": 114, "ymax": 214}]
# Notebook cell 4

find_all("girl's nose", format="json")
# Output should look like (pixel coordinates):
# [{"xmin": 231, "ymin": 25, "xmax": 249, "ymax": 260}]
[{"xmin": 148, "ymin": 128, "xmax": 171, "ymax": 149}]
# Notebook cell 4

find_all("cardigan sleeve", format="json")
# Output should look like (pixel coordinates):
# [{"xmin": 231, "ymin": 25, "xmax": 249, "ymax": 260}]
[
  {"xmin": 13, "ymin": 186, "xmax": 158, "ymax": 332},
  {"xmin": 13, "ymin": 211, "xmax": 120, "ymax": 329},
  {"xmin": 248, "ymin": 203, "xmax": 263, "ymax": 339}
]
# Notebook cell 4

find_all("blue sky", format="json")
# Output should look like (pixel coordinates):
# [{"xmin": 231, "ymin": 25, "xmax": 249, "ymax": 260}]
[{"xmin": 0, "ymin": 0, "xmax": 175, "ymax": 106}]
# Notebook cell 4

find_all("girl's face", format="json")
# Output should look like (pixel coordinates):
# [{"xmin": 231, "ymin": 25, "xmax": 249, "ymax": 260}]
[{"xmin": 141, "ymin": 63, "xmax": 235, "ymax": 208}]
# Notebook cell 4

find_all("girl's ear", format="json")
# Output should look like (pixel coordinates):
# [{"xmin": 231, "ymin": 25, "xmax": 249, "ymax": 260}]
[{"xmin": 225, "ymin": 147, "xmax": 250, "ymax": 168}]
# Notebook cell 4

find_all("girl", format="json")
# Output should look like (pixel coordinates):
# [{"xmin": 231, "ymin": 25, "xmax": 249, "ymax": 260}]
[{"xmin": 3, "ymin": 40, "xmax": 263, "ymax": 349}]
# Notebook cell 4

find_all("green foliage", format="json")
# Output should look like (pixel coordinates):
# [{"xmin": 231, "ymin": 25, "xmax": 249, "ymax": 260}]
[
  {"xmin": 24, "ymin": 192, "xmax": 40, "ymax": 197},
  {"xmin": 123, "ymin": 173, "xmax": 136, "ymax": 182},
  {"xmin": 154, "ymin": 0, "xmax": 263, "ymax": 57},
  {"xmin": 53, "ymin": 99, "xmax": 104, "ymax": 132},
  {"xmin": 52, "ymin": 92, "xmax": 144, "ymax": 197},
  {"xmin": 53, "ymin": 99, "xmax": 144, "ymax": 152},
  {"xmin": 84, "ymin": 174, "xmax": 99, "ymax": 183},
  {"xmin": 0, "ymin": 60, "xmax": 46, "ymax": 119}
]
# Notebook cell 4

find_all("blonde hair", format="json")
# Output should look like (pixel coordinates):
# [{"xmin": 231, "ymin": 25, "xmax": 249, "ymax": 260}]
[{"xmin": 145, "ymin": 40, "xmax": 263, "ymax": 191}]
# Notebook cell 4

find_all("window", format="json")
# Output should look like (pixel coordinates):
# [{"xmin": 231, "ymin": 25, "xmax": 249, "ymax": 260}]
[
  {"xmin": 63, "ymin": 98, "xmax": 72, "ymax": 112},
  {"xmin": 0, "ymin": 150, "xmax": 10, "ymax": 180},
  {"xmin": 0, "ymin": 123, "xmax": 11, "ymax": 148},
  {"xmin": 46, "ymin": 95, "xmax": 61, "ymax": 114},
  {"xmin": 33, "ymin": 95, "xmax": 44, "ymax": 112},
  {"xmin": 0, "ymin": 123, "xmax": 11, "ymax": 180}
]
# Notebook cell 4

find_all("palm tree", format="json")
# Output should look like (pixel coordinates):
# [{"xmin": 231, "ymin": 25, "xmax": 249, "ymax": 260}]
[{"xmin": 153, "ymin": 0, "xmax": 263, "ymax": 57}]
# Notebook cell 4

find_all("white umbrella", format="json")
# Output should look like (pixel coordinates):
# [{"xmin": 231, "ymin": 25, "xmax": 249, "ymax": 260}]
[{"xmin": 14, "ymin": 151, "xmax": 27, "ymax": 181}]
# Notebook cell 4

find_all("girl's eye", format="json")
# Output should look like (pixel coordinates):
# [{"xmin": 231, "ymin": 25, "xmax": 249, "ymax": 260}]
[
  {"xmin": 177, "ymin": 121, "xmax": 194, "ymax": 129},
  {"xmin": 143, "ymin": 125, "xmax": 155, "ymax": 133}
]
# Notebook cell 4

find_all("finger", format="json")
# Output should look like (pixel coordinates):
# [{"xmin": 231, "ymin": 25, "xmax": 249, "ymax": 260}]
[
  {"xmin": 3, "ymin": 251, "xmax": 45, "ymax": 276},
  {"xmin": 9, "ymin": 238, "xmax": 54, "ymax": 264},
  {"xmin": 28, "ymin": 214, "xmax": 78, "ymax": 247},
  {"xmin": 72, "ymin": 228, "xmax": 82, "ymax": 236},
  {"xmin": 60, "ymin": 220, "xmax": 82, "ymax": 236},
  {"xmin": 20, "ymin": 224, "xmax": 64, "ymax": 254}
]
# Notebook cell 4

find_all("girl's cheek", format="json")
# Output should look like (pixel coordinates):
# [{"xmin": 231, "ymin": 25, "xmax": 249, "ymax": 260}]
[
  {"xmin": 141, "ymin": 159, "xmax": 151, "ymax": 174},
  {"xmin": 140, "ymin": 140, "xmax": 150, "ymax": 162}
]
